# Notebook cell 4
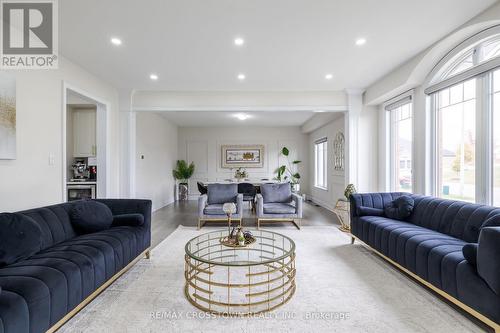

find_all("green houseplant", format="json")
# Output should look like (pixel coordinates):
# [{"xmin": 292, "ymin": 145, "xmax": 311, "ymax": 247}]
[
  {"xmin": 172, "ymin": 160, "xmax": 195, "ymax": 200},
  {"xmin": 275, "ymin": 147, "xmax": 302, "ymax": 192}
]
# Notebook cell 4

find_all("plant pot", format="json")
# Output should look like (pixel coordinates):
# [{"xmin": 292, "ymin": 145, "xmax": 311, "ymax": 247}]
[{"xmin": 178, "ymin": 183, "xmax": 189, "ymax": 201}]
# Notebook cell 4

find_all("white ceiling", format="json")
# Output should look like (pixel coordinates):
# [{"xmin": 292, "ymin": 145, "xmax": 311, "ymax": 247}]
[
  {"xmin": 156, "ymin": 111, "xmax": 340, "ymax": 127},
  {"xmin": 60, "ymin": 0, "xmax": 496, "ymax": 92}
]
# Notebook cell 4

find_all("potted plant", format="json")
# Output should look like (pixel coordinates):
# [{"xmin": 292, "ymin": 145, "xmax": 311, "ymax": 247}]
[
  {"xmin": 275, "ymin": 147, "xmax": 302, "ymax": 193},
  {"xmin": 172, "ymin": 160, "xmax": 195, "ymax": 201}
]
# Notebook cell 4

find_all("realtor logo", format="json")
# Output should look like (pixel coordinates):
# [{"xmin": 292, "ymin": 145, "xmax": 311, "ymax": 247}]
[{"xmin": 0, "ymin": 0, "xmax": 58, "ymax": 69}]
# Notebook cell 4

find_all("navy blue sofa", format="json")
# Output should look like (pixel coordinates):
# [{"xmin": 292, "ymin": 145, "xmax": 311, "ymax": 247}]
[
  {"xmin": 0, "ymin": 199, "xmax": 152, "ymax": 333},
  {"xmin": 350, "ymin": 192, "xmax": 500, "ymax": 332}
]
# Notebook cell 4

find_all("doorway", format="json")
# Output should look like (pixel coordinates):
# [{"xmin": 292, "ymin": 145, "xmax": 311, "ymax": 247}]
[{"xmin": 62, "ymin": 84, "xmax": 109, "ymax": 201}]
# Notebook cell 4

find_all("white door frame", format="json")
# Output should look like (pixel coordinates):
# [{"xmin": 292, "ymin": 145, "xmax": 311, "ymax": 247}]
[{"xmin": 62, "ymin": 81, "xmax": 111, "ymax": 201}]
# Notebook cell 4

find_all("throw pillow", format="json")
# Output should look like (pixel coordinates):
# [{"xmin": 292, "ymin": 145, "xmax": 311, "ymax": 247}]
[
  {"xmin": 112, "ymin": 213, "xmax": 145, "ymax": 227},
  {"xmin": 462, "ymin": 243, "xmax": 478, "ymax": 267},
  {"xmin": 384, "ymin": 195, "xmax": 414, "ymax": 220},
  {"xmin": 70, "ymin": 200, "xmax": 113, "ymax": 233},
  {"xmin": 0, "ymin": 213, "xmax": 42, "ymax": 267},
  {"xmin": 357, "ymin": 206, "xmax": 385, "ymax": 217}
]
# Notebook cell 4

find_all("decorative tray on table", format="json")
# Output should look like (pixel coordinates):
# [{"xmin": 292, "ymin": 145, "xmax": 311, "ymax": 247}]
[{"xmin": 219, "ymin": 235, "xmax": 256, "ymax": 248}]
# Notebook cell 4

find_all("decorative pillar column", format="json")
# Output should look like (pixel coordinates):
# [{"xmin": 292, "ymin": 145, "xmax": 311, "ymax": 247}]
[
  {"xmin": 345, "ymin": 89, "xmax": 364, "ymax": 190},
  {"xmin": 119, "ymin": 90, "xmax": 136, "ymax": 198}
]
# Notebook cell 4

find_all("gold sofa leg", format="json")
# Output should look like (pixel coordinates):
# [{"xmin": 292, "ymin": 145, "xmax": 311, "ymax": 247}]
[
  {"xmin": 145, "ymin": 250, "xmax": 151, "ymax": 259},
  {"xmin": 350, "ymin": 236, "xmax": 355, "ymax": 244}
]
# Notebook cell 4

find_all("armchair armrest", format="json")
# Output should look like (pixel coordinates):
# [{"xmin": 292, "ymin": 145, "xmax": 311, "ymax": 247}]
[
  {"xmin": 236, "ymin": 194, "xmax": 243, "ymax": 216},
  {"xmin": 291, "ymin": 193, "xmax": 303, "ymax": 218},
  {"xmin": 478, "ymin": 226, "xmax": 500, "ymax": 295},
  {"xmin": 256, "ymin": 193, "xmax": 264, "ymax": 217},
  {"xmin": 198, "ymin": 194, "xmax": 208, "ymax": 217}
]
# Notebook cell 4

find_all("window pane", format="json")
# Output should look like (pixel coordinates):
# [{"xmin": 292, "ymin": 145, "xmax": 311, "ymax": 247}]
[
  {"xmin": 493, "ymin": 70, "xmax": 500, "ymax": 206},
  {"xmin": 391, "ymin": 102, "xmax": 412, "ymax": 192},
  {"xmin": 314, "ymin": 141, "xmax": 327, "ymax": 188},
  {"xmin": 437, "ymin": 79, "xmax": 476, "ymax": 202},
  {"xmin": 494, "ymin": 70, "xmax": 500, "ymax": 93},
  {"xmin": 446, "ymin": 52, "xmax": 474, "ymax": 78},
  {"xmin": 481, "ymin": 38, "xmax": 500, "ymax": 62}
]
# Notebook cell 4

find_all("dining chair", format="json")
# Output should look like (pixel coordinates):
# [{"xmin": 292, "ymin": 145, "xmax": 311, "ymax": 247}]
[
  {"xmin": 197, "ymin": 181, "xmax": 208, "ymax": 195},
  {"xmin": 238, "ymin": 182, "xmax": 257, "ymax": 212}
]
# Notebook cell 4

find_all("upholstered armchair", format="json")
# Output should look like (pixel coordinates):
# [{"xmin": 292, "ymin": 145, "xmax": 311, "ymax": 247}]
[
  {"xmin": 198, "ymin": 183, "xmax": 243, "ymax": 229},
  {"xmin": 256, "ymin": 183, "xmax": 303, "ymax": 229}
]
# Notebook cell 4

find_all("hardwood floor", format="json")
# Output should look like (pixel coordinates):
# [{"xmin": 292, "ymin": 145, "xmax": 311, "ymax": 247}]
[{"xmin": 151, "ymin": 200, "xmax": 341, "ymax": 248}]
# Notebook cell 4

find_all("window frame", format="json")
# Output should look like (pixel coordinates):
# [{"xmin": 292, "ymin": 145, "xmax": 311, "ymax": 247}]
[
  {"xmin": 384, "ymin": 92, "xmax": 415, "ymax": 193},
  {"xmin": 427, "ymin": 28, "xmax": 500, "ymax": 204},
  {"xmin": 314, "ymin": 138, "xmax": 328, "ymax": 190}
]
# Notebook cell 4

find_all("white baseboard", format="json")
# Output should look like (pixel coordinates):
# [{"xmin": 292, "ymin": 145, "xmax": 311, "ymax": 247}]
[
  {"xmin": 152, "ymin": 199, "xmax": 175, "ymax": 212},
  {"xmin": 305, "ymin": 194, "xmax": 336, "ymax": 212}
]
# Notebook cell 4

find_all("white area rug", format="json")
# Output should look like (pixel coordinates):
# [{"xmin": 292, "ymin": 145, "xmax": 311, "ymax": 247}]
[{"xmin": 59, "ymin": 226, "xmax": 484, "ymax": 333}]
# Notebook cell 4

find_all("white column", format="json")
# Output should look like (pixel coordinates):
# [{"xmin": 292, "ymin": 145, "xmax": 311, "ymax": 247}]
[
  {"xmin": 119, "ymin": 91, "xmax": 136, "ymax": 198},
  {"xmin": 345, "ymin": 89, "xmax": 364, "ymax": 190}
]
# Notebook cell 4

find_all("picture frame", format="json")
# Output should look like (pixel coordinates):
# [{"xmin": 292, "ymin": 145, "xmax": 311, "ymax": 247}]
[
  {"xmin": 221, "ymin": 145, "xmax": 264, "ymax": 168},
  {"xmin": 0, "ymin": 72, "xmax": 16, "ymax": 160}
]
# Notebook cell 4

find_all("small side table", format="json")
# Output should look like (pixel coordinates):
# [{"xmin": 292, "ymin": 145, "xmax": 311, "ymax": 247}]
[{"xmin": 333, "ymin": 198, "xmax": 350, "ymax": 232}]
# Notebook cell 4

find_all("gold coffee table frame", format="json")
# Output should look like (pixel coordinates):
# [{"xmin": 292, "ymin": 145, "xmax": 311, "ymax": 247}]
[{"xmin": 184, "ymin": 230, "xmax": 296, "ymax": 315}]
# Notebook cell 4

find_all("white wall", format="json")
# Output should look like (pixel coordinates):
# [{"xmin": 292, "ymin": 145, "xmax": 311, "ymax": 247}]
[
  {"xmin": 0, "ymin": 57, "xmax": 120, "ymax": 212},
  {"xmin": 308, "ymin": 115, "xmax": 345, "ymax": 210},
  {"xmin": 136, "ymin": 113, "xmax": 178, "ymax": 211},
  {"xmin": 177, "ymin": 126, "xmax": 309, "ymax": 197}
]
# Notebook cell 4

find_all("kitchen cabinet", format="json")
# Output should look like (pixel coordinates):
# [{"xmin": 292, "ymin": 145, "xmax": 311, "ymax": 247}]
[{"xmin": 73, "ymin": 108, "xmax": 96, "ymax": 157}]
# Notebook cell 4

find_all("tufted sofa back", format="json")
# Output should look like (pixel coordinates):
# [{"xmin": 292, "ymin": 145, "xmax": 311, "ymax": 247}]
[
  {"xmin": 350, "ymin": 192, "xmax": 500, "ymax": 243},
  {"xmin": 17, "ymin": 202, "xmax": 78, "ymax": 251},
  {"xmin": 408, "ymin": 195, "xmax": 500, "ymax": 243}
]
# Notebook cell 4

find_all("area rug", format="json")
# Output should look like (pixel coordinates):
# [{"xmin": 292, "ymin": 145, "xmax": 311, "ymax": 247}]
[{"xmin": 59, "ymin": 226, "xmax": 485, "ymax": 333}]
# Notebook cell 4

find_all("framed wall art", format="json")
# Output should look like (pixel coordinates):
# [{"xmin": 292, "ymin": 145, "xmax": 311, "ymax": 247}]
[
  {"xmin": 0, "ymin": 72, "xmax": 16, "ymax": 160},
  {"xmin": 221, "ymin": 145, "xmax": 264, "ymax": 168}
]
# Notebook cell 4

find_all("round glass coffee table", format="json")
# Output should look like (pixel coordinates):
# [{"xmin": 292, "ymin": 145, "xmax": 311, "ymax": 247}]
[{"xmin": 184, "ymin": 229, "xmax": 296, "ymax": 315}]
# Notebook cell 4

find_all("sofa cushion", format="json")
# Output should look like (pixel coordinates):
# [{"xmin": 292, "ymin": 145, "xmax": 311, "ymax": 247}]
[
  {"xmin": 384, "ymin": 195, "xmax": 414, "ymax": 220},
  {"xmin": 263, "ymin": 203, "xmax": 296, "ymax": 214},
  {"xmin": 70, "ymin": 200, "xmax": 113, "ymax": 233},
  {"xmin": 357, "ymin": 206, "xmax": 384, "ymax": 217},
  {"xmin": 261, "ymin": 183, "xmax": 292, "ymax": 203},
  {"xmin": 0, "ymin": 213, "xmax": 42, "ymax": 267},
  {"xmin": 207, "ymin": 184, "xmax": 238, "ymax": 204},
  {"xmin": 462, "ymin": 243, "xmax": 478, "ymax": 267},
  {"xmin": 204, "ymin": 204, "xmax": 225, "ymax": 215},
  {"xmin": 112, "ymin": 213, "xmax": 144, "ymax": 227}
]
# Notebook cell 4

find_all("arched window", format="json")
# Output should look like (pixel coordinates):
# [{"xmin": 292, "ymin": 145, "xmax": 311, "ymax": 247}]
[{"xmin": 426, "ymin": 26, "xmax": 500, "ymax": 205}]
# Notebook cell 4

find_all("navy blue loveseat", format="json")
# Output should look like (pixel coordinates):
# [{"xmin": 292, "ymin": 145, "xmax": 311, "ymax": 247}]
[
  {"xmin": 350, "ymin": 192, "xmax": 500, "ymax": 331},
  {"xmin": 0, "ymin": 199, "xmax": 151, "ymax": 333}
]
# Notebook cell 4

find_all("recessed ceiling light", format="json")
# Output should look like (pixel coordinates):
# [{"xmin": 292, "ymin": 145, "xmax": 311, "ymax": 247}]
[
  {"xmin": 355, "ymin": 38, "xmax": 367, "ymax": 46},
  {"xmin": 325, "ymin": 74, "xmax": 333, "ymax": 80},
  {"xmin": 149, "ymin": 74, "xmax": 158, "ymax": 80},
  {"xmin": 110, "ymin": 37, "xmax": 122, "ymax": 46},
  {"xmin": 234, "ymin": 37, "xmax": 245, "ymax": 46},
  {"xmin": 314, "ymin": 110, "xmax": 326, "ymax": 113},
  {"xmin": 237, "ymin": 73, "xmax": 246, "ymax": 80},
  {"xmin": 234, "ymin": 113, "xmax": 251, "ymax": 120}
]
